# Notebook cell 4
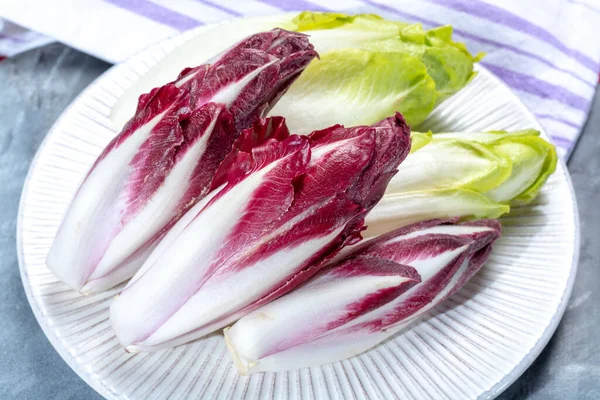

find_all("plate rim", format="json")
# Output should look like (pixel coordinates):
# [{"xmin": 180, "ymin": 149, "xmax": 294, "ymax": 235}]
[
  {"xmin": 16, "ymin": 59, "xmax": 126, "ymax": 400},
  {"xmin": 470, "ymin": 67, "xmax": 580, "ymax": 399},
  {"xmin": 16, "ymin": 15, "xmax": 580, "ymax": 400}
]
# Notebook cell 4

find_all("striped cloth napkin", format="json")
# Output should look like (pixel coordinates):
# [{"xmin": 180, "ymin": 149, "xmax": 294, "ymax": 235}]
[{"xmin": 1, "ymin": 0, "xmax": 599, "ymax": 158}]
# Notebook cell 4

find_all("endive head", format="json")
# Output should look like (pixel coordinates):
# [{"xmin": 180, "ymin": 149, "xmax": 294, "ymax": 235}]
[
  {"xmin": 410, "ymin": 131, "xmax": 432, "ymax": 153},
  {"xmin": 365, "ymin": 129, "xmax": 555, "ymax": 237},
  {"xmin": 291, "ymin": 11, "xmax": 398, "ymax": 32},
  {"xmin": 365, "ymin": 23, "xmax": 483, "ymax": 99},
  {"xmin": 269, "ymin": 48, "xmax": 437, "ymax": 133},
  {"xmin": 364, "ymin": 188, "xmax": 509, "ymax": 238},
  {"xmin": 269, "ymin": 11, "xmax": 480, "ymax": 132},
  {"xmin": 485, "ymin": 135, "xmax": 557, "ymax": 204},
  {"xmin": 290, "ymin": 11, "xmax": 481, "ymax": 100},
  {"xmin": 389, "ymin": 136, "xmax": 513, "ymax": 194},
  {"xmin": 410, "ymin": 129, "xmax": 558, "ymax": 204},
  {"xmin": 223, "ymin": 218, "xmax": 501, "ymax": 374},
  {"xmin": 432, "ymin": 129, "xmax": 539, "ymax": 143}
]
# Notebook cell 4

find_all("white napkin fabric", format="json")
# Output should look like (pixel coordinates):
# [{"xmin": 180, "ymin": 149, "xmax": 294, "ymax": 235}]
[{"xmin": 0, "ymin": 18, "xmax": 52, "ymax": 58}]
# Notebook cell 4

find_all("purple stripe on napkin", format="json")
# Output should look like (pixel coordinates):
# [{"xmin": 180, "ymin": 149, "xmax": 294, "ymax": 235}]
[
  {"xmin": 483, "ymin": 63, "xmax": 590, "ymax": 111},
  {"xmin": 536, "ymin": 114, "xmax": 580, "ymax": 129},
  {"xmin": 451, "ymin": 31, "xmax": 595, "ymax": 90},
  {"xmin": 359, "ymin": 0, "xmax": 595, "ymax": 89},
  {"xmin": 549, "ymin": 135, "xmax": 572, "ymax": 148},
  {"xmin": 426, "ymin": 0, "xmax": 599, "ymax": 73},
  {"xmin": 104, "ymin": 0, "xmax": 202, "ymax": 31},
  {"xmin": 0, "ymin": 34, "xmax": 27, "ymax": 44}
]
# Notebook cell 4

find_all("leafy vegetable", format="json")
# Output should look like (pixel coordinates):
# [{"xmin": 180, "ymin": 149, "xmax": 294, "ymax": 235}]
[
  {"xmin": 269, "ymin": 12, "xmax": 481, "ymax": 132},
  {"xmin": 364, "ymin": 129, "xmax": 556, "ymax": 237},
  {"xmin": 365, "ymin": 189, "xmax": 508, "ymax": 237},
  {"xmin": 224, "ymin": 218, "xmax": 501, "ymax": 374},
  {"xmin": 270, "ymin": 49, "xmax": 436, "ymax": 134},
  {"xmin": 47, "ymin": 29, "xmax": 317, "ymax": 293},
  {"xmin": 296, "ymin": 13, "xmax": 480, "ymax": 98},
  {"xmin": 109, "ymin": 114, "xmax": 411, "ymax": 352},
  {"xmin": 410, "ymin": 131, "xmax": 432, "ymax": 153},
  {"xmin": 485, "ymin": 136, "xmax": 557, "ymax": 204},
  {"xmin": 388, "ymin": 138, "xmax": 513, "ymax": 193},
  {"xmin": 110, "ymin": 12, "xmax": 479, "ymax": 131},
  {"xmin": 291, "ymin": 11, "xmax": 481, "ymax": 99}
]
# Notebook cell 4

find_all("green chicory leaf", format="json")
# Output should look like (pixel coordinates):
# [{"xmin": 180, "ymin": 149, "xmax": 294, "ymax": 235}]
[
  {"xmin": 486, "ymin": 136, "xmax": 558, "ymax": 204},
  {"xmin": 391, "ymin": 138, "xmax": 513, "ymax": 193},
  {"xmin": 291, "ymin": 12, "xmax": 481, "ymax": 98},
  {"xmin": 364, "ymin": 129, "xmax": 557, "ymax": 236},
  {"xmin": 268, "ymin": 11, "xmax": 480, "ymax": 131},
  {"xmin": 269, "ymin": 49, "xmax": 437, "ymax": 134},
  {"xmin": 364, "ymin": 188, "xmax": 509, "ymax": 237},
  {"xmin": 291, "ymin": 12, "xmax": 403, "ymax": 33},
  {"xmin": 432, "ymin": 129, "xmax": 557, "ymax": 204},
  {"xmin": 362, "ymin": 24, "xmax": 482, "ymax": 99},
  {"xmin": 433, "ymin": 129, "xmax": 540, "ymax": 143},
  {"xmin": 111, "ymin": 12, "xmax": 480, "ymax": 131},
  {"xmin": 410, "ymin": 131, "xmax": 433, "ymax": 153}
]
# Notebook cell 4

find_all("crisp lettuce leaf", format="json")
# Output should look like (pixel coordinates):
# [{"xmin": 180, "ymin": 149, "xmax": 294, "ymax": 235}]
[
  {"xmin": 486, "ymin": 136, "xmax": 557, "ymax": 204},
  {"xmin": 365, "ymin": 129, "xmax": 556, "ymax": 237},
  {"xmin": 291, "ymin": 12, "xmax": 480, "ymax": 100},
  {"xmin": 288, "ymin": 13, "xmax": 404, "ymax": 57},
  {"xmin": 432, "ymin": 129, "xmax": 557, "ymax": 204},
  {"xmin": 388, "ymin": 138, "xmax": 512, "ymax": 193},
  {"xmin": 433, "ymin": 129, "xmax": 540, "ymax": 143},
  {"xmin": 364, "ymin": 188, "xmax": 509, "ymax": 237},
  {"xmin": 410, "ymin": 131, "xmax": 432, "ymax": 153},
  {"xmin": 292, "ymin": 12, "xmax": 403, "ymax": 32},
  {"xmin": 112, "ymin": 12, "xmax": 479, "ymax": 132},
  {"xmin": 364, "ymin": 24, "xmax": 481, "ymax": 99},
  {"xmin": 269, "ymin": 49, "xmax": 437, "ymax": 133}
]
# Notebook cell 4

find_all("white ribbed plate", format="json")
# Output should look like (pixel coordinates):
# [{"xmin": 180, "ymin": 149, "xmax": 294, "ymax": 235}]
[{"xmin": 17, "ymin": 16, "xmax": 579, "ymax": 400}]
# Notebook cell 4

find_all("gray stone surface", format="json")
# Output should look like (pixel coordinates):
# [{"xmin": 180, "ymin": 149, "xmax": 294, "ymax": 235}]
[{"xmin": 0, "ymin": 43, "xmax": 598, "ymax": 399}]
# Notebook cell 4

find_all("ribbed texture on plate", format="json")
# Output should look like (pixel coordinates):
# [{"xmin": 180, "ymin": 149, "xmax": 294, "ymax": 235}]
[{"xmin": 17, "ymin": 22, "xmax": 578, "ymax": 400}]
